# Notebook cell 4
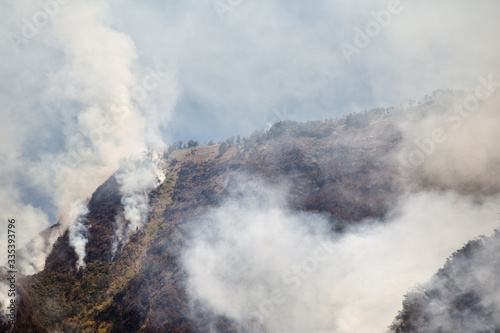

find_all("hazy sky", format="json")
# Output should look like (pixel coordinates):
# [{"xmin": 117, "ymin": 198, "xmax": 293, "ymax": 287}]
[{"xmin": 0, "ymin": 0, "xmax": 499, "ymax": 260}]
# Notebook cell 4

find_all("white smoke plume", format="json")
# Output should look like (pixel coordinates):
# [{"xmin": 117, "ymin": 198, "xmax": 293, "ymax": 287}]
[
  {"xmin": 0, "ymin": 0, "xmax": 177, "ymax": 273},
  {"xmin": 17, "ymin": 225, "xmax": 63, "ymax": 275},
  {"xmin": 183, "ymin": 179, "xmax": 500, "ymax": 333},
  {"xmin": 112, "ymin": 151, "xmax": 165, "ymax": 255},
  {"xmin": 0, "ymin": 190, "xmax": 52, "ymax": 274},
  {"xmin": 67, "ymin": 201, "xmax": 90, "ymax": 268}
]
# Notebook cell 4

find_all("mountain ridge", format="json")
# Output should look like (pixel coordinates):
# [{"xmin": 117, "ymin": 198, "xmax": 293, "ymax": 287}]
[{"xmin": 5, "ymin": 90, "xmax": 498, "ymax": 332}]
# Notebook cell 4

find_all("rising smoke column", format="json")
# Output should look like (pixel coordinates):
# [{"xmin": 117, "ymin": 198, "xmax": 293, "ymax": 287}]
[
  {"xmin": 112, "ymin": 151, "xmax": 166, "ymax": 256},
  {"xmin": 67, "ymin": 201, "xmax": 90, "ymax": 268},
  {"xmin": 0, "ymin": 0, "xmax": 178, "ymax": 273}
]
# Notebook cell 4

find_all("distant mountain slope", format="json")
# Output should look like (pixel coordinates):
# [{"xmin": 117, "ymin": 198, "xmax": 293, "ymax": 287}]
[
  {"xmin": 8, "ymin": 90, "xmax": 498, "ymax": 332},
  {"xmin": 390, "ymin": 230, "xmax": 500, "ymax": 333},
  {"xmin": 11, "ymin": 110, "xmax": 402, "ymax": 331}
]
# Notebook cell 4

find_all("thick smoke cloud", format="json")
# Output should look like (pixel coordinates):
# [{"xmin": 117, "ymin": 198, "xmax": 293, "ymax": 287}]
[
  {"xmin": 0, "ymin": 0, "xmax": 177, "ymax": 273},
  {"xmin": 183, "ymin": 180, "xmax": 500, "ymax": 332}
]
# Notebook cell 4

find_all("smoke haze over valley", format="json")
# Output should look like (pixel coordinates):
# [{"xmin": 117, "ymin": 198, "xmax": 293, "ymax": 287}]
[{"xmin": 0, "ymin": 0, "xmax": 499, "ymax": 332}]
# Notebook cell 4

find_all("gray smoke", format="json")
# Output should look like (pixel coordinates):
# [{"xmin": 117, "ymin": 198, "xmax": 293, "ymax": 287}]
[
  {"xmin": 395, "ymin": 86, "xmax": 500, "ymax": 193},
  {"xmin": 183, "ymin": 179, "xmax": 499, "ymax": 332}
]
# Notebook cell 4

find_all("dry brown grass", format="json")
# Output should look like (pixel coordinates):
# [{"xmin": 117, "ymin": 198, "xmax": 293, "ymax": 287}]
[{"xmin": 169, "ymin": 145, "xmax": 219, "ymax": 164}]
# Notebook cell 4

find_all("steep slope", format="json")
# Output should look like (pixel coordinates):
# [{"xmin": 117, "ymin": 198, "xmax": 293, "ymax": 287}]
[
  {"xmin": 11, "ymin": 91, "xmax": 492, "ymax": 332},
  {"xmin": 11, "ymin": 109, "xmax": 404, "ymax": 331},
  {"xmin": 44, "ymin": 175, "xmax": 122, "ymax": 274}
]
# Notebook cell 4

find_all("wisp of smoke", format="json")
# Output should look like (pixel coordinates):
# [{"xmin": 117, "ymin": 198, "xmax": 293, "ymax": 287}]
[{"xmin": 17, "ymin": 224, "xmax": 63, "ymax": 275}]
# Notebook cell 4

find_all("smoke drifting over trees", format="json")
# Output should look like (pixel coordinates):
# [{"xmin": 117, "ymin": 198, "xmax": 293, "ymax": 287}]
[{"xmin": 183, "ymin": 177, "xmax": 500, "ymax": 332}]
